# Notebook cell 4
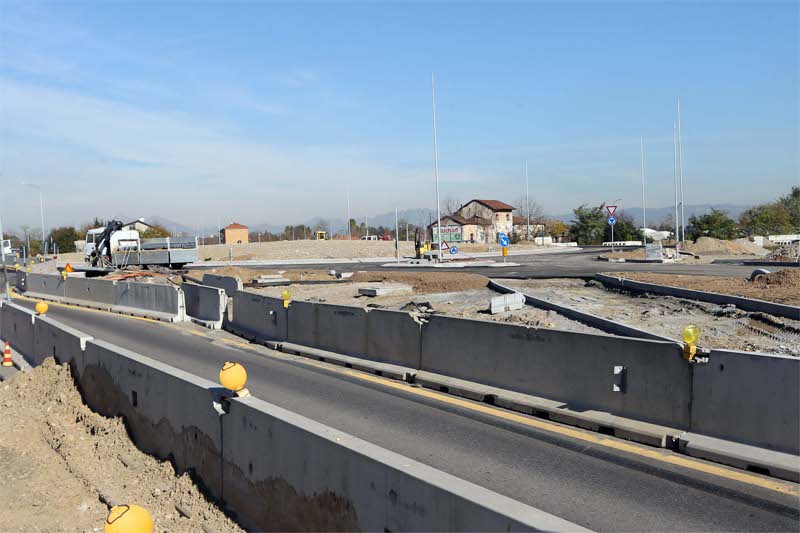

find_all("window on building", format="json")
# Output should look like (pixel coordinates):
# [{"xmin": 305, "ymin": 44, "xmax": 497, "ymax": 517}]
[{"xmin": 506, "ymin": 213, "xmax": 510, "ymax": 220}]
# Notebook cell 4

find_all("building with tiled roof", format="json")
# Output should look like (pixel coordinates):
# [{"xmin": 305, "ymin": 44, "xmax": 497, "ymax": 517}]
[{"xmin": 221, "ymin": 222, "xmax": 249, "ymax": 244}]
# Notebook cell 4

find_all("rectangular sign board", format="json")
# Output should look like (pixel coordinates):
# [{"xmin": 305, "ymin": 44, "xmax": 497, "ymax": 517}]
[
  {"xmin": 645, "ymin": 243, "xmax": 664, "ymax": 260},
  {"xmin": 432, "ymin": 225, "xmax": 462, "ymax": 243}
]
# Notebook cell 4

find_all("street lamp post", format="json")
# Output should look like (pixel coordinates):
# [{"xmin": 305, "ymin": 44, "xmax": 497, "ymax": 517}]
[
  {"xmin": 609, "ymin": 198, "xmax": 622, "ymax": 253},
  {"xmin": 23, "ymin": 182, "xmax": 46, "ymax": 256}
]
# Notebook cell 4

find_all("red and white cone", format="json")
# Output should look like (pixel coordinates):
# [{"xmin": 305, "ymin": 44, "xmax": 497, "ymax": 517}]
[{"xmin": 2, "ymin": 342, "xmax": 12, "ymax": 367}]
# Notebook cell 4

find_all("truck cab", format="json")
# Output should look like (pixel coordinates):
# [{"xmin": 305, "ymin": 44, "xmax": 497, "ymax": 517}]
[{"xmin": 85, "ymin": 228, "xmax": 140, "ymax": 262}]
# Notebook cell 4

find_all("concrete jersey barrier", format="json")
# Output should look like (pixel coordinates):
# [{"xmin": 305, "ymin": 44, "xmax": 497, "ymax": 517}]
[
  {"xmin": 228, "ymin": 290, "xmax": 288, "ymax": 342},
  {"xmin": 596, "ymin": 274, "xmax": 800, "ymax": 321},
  {"xmin": 0, "ymin": 301, "xmax": 585, "ymax": 531},
  {"xmin": 419, "ymin": 314, "xmax": 691, "ymax": 429},
  {"xmin": 202, "ymin": 274, "xmax": 243, "ymax": 297},
  {"xmin": 182, "ymin": 283, "xmax": 227, "ymax": 329},
  {"xmin": 113, "ymin": 281, "xmax": 185, "ymax": 322},
  {"xmin": 65, "ymin": 277, "xmax": 116, "ymax": 306},
  {"xmin": 25, "ymin": 273, "xmax": 66, "ymax": 300}
]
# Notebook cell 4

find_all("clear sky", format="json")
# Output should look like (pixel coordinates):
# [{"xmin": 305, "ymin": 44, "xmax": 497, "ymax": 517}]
[{"xmin": 1, "ymin": 0, "xmax": 797, "ymax": 231}]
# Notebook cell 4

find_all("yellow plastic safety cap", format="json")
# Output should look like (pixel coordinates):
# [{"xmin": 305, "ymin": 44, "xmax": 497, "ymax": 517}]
[
  {"xmin": 35, "ymin": 301, "xmax": 49, "ymax": 315},
  {"xmin": 280, "ymin": 289, "xmax": 291, "ymax": 301},
  {"xmin": 220, "ymin": 361, "xmax": 247, "ymax": 392},
  {"xmin": 104, "ymin": 504, "xmax": 153, "ymax": 533},
  {"xmin": 682, "ymin": 324, "xmax": 700, "ymax": 345}
]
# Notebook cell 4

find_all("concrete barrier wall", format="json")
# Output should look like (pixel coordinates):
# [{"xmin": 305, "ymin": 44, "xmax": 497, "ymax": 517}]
[
  {"xmin": 33, "ymin": 315, "xmax": 93, "ymax": 367},
  {"xmin": 229, "ymin": 290, "xmax": 288, "ymax": 342},
  {"xmin": 202, "ymin": 274, "xmax": 243, "ymax": 297},
  {"xmin": 0, "ymin": 302, "xmax": 579, "ymax": 531},
  {"xmin": 25, "ymin": 273, "xmax": 66, "ymax": 299},
  {"xmin": 183, "ymin": 283, "xmax": 227, "ymax": 329},
  {"xmin": 596, "ymin": 274, "xmax": 800, "ymax": 321},
  {"xmin": 691, "ymin": 349, "xmax": 800, "ymax": 454},
  {"xmin": 15, "ymin": 270, "xmax": 27, "ymax": 291},
  {"xmin": 113, "ymin": 281, "xmax": 184, "ymax": 320},
  {"xmin": 365, "ymin": 309, "xmax": 422, "ymax": 368},
  {"xmin": 66, "ymin": 277, "xmax": 116, "ymax": 306},
  {"xmin": 0, "ymin": 301, "xmax": 36, "ymax": 359},
  {"xmin": 222, "ymin": 396, "xmax": 581, "ymax": 532},
  {"xmin": 312, "ymin": 303, "xmax": 369, "ymax": 357},
  {"xmin": 420, "ymin": 314, "xmax": 691, "ymax": 428}
]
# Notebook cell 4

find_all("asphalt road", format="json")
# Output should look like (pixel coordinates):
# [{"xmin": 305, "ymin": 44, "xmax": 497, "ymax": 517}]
[
  {"xmin": 187, "ymin": 246, "xmax": 784, "ymax": 279},
  {"xmin": 14, "ymin": 298, "xmax": 799, "ymax": 532}
]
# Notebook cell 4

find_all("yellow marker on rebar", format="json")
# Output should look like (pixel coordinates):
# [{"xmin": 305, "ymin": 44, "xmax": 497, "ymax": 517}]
[
  {"xmin": 35, "ymin": 301, "xmax": 49, "ymax": 315},
  {"xmin": 281, "ymin": 289, "xmax": 291, "ymax": 309},
  {"xmin": 682, "ymin": 324, "xmax": 700, "ymax": 360},
  {"xmin": 220, "ymin": 361, "xmax": 250, "ymax": 396},
  {"xmin": 104, "ymin": 504, "xmax": 153, "ymax": 533}
]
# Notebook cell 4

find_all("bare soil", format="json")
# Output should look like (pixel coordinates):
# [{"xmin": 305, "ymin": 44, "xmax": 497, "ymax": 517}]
[
  {"xmin": 611, "ymin": 270, "xmax": 800, "ymax": 306},
  {"xmin": 0, "ymin": 359, "xmax": 243, "ymax": 533},
  {"xmin": 683, "ymin": 236, "xmax": 759, "ymax": 256},
  {"xmin": 503, "ymin": 278, "xmax": 800, "ymax": 356}
]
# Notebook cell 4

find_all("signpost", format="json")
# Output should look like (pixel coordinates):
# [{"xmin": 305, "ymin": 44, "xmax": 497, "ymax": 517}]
[
  {"xmin": 449, "ymin": 246, "xmax": 458, "ymax": 255},
  {"xmin": 606, "ymin": 205, "xmax": 618, "ymax": 252},
  {"xmin": 499, "ymin": 232, "xmax": 509, "ymax": 263}
]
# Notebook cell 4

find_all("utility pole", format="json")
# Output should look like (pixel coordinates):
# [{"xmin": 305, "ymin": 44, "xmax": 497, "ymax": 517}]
[
  {"xmin": 395, "ymin": 207, "xmax": 400, "ymax": 263},
  {"xmin": 640, "ymin": 136, "xmax": 646, "ymax": 245},
  {"xmin": 677, "ymin": 98, "xmax": 686, "ymax": 242},
  {"xmin": 217, "ymin": 216, "xmax": 221, "ymax": 244},
  {"xmin": 365, "ymin": 216, "xmax": 369, "ymax": 238},
  {"xmin": 431, "ymin": 72, "xmax": 443, "ymax": 262},
  {"xmin": 346, "ymin": 187, "xmax": 352, "ymax": 240},
  {"xmin": 525, "ymin": 160, "xmax": 530, "ymax": 241},
  {"xmin": 0, "ymin": 216, "xmax": 10, "ymax": 301},
  {"xmin": 673, "ymin": 121, "xmax": 679, "ymax": 252}
]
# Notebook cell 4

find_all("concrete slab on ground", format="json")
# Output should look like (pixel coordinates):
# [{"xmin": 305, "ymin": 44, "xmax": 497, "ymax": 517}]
[{"xmin": 358, "ymin": 284, "xmax": 413, "ymax": 297}]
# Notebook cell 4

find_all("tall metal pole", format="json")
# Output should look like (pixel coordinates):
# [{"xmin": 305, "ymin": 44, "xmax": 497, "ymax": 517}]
[
  {"xmin": 525, "ymin": 160, "xmax": 530, "ymax": 241},
  {"xmin": 217, "ymin": 216, "xmax": 221, "ymax": 244},
  {"xmin": 365, "ymin": 216, "xmax": 369, "ymax": 238},
  {"xmin": 640, "ymin": 136, "xmax": 646, "ymax": 245},
  {"xmin": 395, "ymin": 207, "xmax": 400, "ymax": 263},
  {"xmin": 673, "ymin": 121, "xmax": 679, "ymax": 251},
  {"xmin": 346, "ymin": 187, "xmax": 351, "ymax": 240},
  {"xmin": 431, "ymin": 72, "xmax": 443, "ymax": 262},
  {"xmin": 0, "ymin": 216, "xmax": 10, "ymax": 301},
  {"xmin": 677, "ymin": 98, "xmax": 686, "ymax": 242}
]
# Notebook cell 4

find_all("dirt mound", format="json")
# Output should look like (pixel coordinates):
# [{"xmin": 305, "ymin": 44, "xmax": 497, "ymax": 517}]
[
  {"xmin": 754, "ymin": 268, "xmax": 800, "ymax": 291},
  {"xmin": 351, "ymin": 271, "xmax": 488, "ymax": 293},
  {"xmin": 733, "ymin": 238, "xmax": 770, "ymax": 256},
  {"xmin": 0, "ymin": 359, "xmax": 243, "ymax": 532},
  {"xmin": 684, "ymin": 237, "xmax": 754, "ymax": 256},
  {"xmin": 766, "ymin": 243, "xmax": 800, "ymax": 262}
]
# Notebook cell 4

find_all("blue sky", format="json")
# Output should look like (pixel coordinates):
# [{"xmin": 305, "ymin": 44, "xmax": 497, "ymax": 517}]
[{"xmin": 1, "ymin": 1, "xmax": 797, "ymax": 231}]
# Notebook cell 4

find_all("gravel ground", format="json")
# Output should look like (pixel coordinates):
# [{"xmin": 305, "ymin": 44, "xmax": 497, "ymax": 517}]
[
  {"xmin": 0, "ymin": 359, "xmax": 244, "ymax": 532},
  {"xmin": 502, "ymin": 278, "xmax": 800, "ymax": 356},
  {"xmin": 253, "ymin": 281, "xmax": 601, "ymax": 332}
]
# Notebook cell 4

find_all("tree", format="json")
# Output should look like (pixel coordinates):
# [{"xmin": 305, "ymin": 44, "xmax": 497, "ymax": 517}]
[
  {"xmin": 686, "ymin": 208, "xmax": 737, "ymax": 241},
  {"xmin": 739, "ymin": 202, "xmax": 792, "ymax": 236},
  {"xmin": 603, "ymin": 211, "xmax": 638, "ymax": 242},
  {"xmin": 79, "ymin": 217, "xmax": 106, "ymax": 235},
  {"xmin": 569, "ymin": 204, "xmax": 606, "ymax": 245},
  {"xmin": 656, "ymin": 214, "xmax": 675, "ymax": 233},
  {"xmin": 442, "ymin": 196, "xmax": 462, "ymax": 216},
  {"xmin": 514, "ymin": 194, "xmax": 544, "ymax": 239},
  {"xmin": 140, "ymin": 224, "xmax": 170, "ymax": 239},
  {"xmin": 48, "ymin": 226, "xmax": 79, "ymax": 253},
  {"xmin": 779, "ymin": 186, "xmax": 800, "ymax": 229},
  {"xmin": 545, "ymin": 219, "xmax": 569, "ymax": 241}
]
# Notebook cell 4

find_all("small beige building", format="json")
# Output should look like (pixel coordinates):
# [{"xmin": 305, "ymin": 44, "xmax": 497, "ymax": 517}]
[
  {"xmin": 428, "ymin": 199, "xmax": 517, "ymax": 244},
  {"xmin": 221, "ymin": 222, "xmax": 249, "ymax": 244}
]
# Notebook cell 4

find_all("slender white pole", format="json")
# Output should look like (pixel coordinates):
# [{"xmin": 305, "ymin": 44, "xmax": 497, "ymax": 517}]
[
  {"xmin": 673, "ymin": 121, "xmax": 679, "ymax": 250},
  {"xmin": 217, "ymin": 216, "xmax": 221, "ymax": 244},
  {"xmin": 365, "ymin": 216, "xmax": 369, "ymax": 238},
  {"xmin": 678, "ymin": 98, "xmax": 686, "ymax": 242},
  {"xmin": 0, "ymin": 216, "xmax": 10, "ymax": 301},
  {"xmin": 640, "ymin": 136, "xmax": 646, "ymax": 245},
  {"xmin": 38, "ymin": 189, "xmax": 45, "ymax": 255},
  {"xmin": 525, "ymin": 160, "xmax": 530, "ymax": 241},
  {"xmin": 395, "ymin": 207, "xmax": 400, "ymax": 263},
  {"xmin": 346, "ymin": 186, "xmax": 351, "ymax": 240},
  {"xmin": 432, "ymin": 72, "xmax": 443, "ymax": 262}
]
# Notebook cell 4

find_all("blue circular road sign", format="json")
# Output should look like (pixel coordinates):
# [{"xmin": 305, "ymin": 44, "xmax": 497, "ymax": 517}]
[
  {"xmin": 450, "ymin": 246, "xmax": 459, "ymax": 254},
  {"xmin": 607, "ymin": 216, "xmax": 617, "ymax": 225},
  {"xmin": 498, "ymin": 233, "xmax": 510, "ymax": 247}
]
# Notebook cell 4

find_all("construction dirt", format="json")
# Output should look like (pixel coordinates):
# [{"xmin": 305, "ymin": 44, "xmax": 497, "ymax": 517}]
[
  {"xmin": 610, "ymin": 270, "xmax": 800, "ymax": 306},
  {"xmin": 0, "ymin": 359, "xmax": 244, "ymax": 533},
  {"xmin": 683, "ymin": 236, "xmax": 762, "ymax": 256},
  {"xmin": 502, "ymin": 278, "xmax": 800, "ymax": 356},
  {"xmin": 253, "ymin": 277, "xmax": 601, "ymax": 332}
]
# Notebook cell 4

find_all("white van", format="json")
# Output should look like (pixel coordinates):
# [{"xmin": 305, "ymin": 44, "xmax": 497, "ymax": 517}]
[{"xmin": 84, "ymin": 228, "xmax": 140, "ymax": 261}]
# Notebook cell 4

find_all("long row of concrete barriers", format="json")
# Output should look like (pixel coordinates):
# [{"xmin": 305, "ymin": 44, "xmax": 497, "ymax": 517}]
[
  {"xmin": 0, "ymin": 300, "xmax": 584, "ymax": 531},
  {"xmin": 225, "ymin": 282, "xmax": 800, "ymax": 482},
  {"xmin": 15, "ymin": 272, "xmax": 226, "ymax": 329}
]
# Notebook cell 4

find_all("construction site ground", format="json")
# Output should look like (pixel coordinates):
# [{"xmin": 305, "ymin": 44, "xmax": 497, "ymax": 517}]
[
  {"xmin": 502, "ymin": 278, "xmax": 800, "ymax": 357},
  {"xmin": 0, "ymin": 359, "xmax": 243, "ymax": 533},
  {"xmin": 250, "ymin": 271, "xmax": 601, "ymax": 333}
]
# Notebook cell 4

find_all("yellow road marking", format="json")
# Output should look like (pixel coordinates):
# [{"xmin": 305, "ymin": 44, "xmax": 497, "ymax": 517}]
[
  {"xmin": 14, "ymin": 293, "xmax": 798, "ymax": 496},
  {"xmin": 11, "ymin": 294, "xmax": 159, "ymax": 324}
]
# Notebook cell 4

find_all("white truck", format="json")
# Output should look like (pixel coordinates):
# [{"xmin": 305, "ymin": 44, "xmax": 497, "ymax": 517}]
[
  {"xmin": 1, "ymin": 239, "xmax": 12, "ymax": 257},
  {"xmin": 85, "ymin": 221, "xmax": 198, "ymax": 269}
]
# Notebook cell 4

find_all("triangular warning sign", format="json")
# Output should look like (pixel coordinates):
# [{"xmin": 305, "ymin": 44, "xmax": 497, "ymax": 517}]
[
  {"xmin": 64, "ymin": 263, "xmax": 75, "ymax": 273},
  {"xmin": 441, "ymin": 241, "xmax": 450, "ymax": 250},
  {"xmin": 606, "ymin": 205, "xmax": 617, "ymax": 217}
]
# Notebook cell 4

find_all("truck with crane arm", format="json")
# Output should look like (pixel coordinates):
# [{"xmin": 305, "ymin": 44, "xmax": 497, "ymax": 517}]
[{"xmin": 85, "ymin": 220, "xmax": 198, "ymax": 269}]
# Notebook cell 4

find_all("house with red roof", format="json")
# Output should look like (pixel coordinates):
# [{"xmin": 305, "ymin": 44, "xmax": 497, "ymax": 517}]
[{"xmin": 221, "ymin": 222, "xmax": 249, "ymax": 244}]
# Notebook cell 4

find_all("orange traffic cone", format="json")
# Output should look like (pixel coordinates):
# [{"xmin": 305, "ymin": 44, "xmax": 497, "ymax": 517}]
[{"xmin": 2, "ymin": 342, "xmax": 12, "ymax": 367}]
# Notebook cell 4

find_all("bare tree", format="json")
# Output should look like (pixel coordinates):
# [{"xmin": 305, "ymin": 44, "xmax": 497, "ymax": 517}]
[
  {"xmin": 442, "ymin": 196, "xmax": 463, "ymax": 216},
  {"xmin": 514, "ymin": 194, "xmax": 544, "ymax": 239}
]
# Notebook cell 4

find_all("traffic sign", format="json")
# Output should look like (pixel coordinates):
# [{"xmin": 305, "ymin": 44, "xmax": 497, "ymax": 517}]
[
  {"xmin": 607, "ymin": 216, "xmax": 617, "ymax": 226},
  {"xmin": 606, "ymin": 205, "xmax": 617, "ymax": 217},
  {"xmin": 498, "ymin": 233, "xmax": 509, "ymax": 247},
  {"xmin": 449, "ymin": 246, "xmax": 458, "ymax": 255},
  {"xmin": 441, "ymin": 240, "xmax": 450, "ymax": 251}
]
